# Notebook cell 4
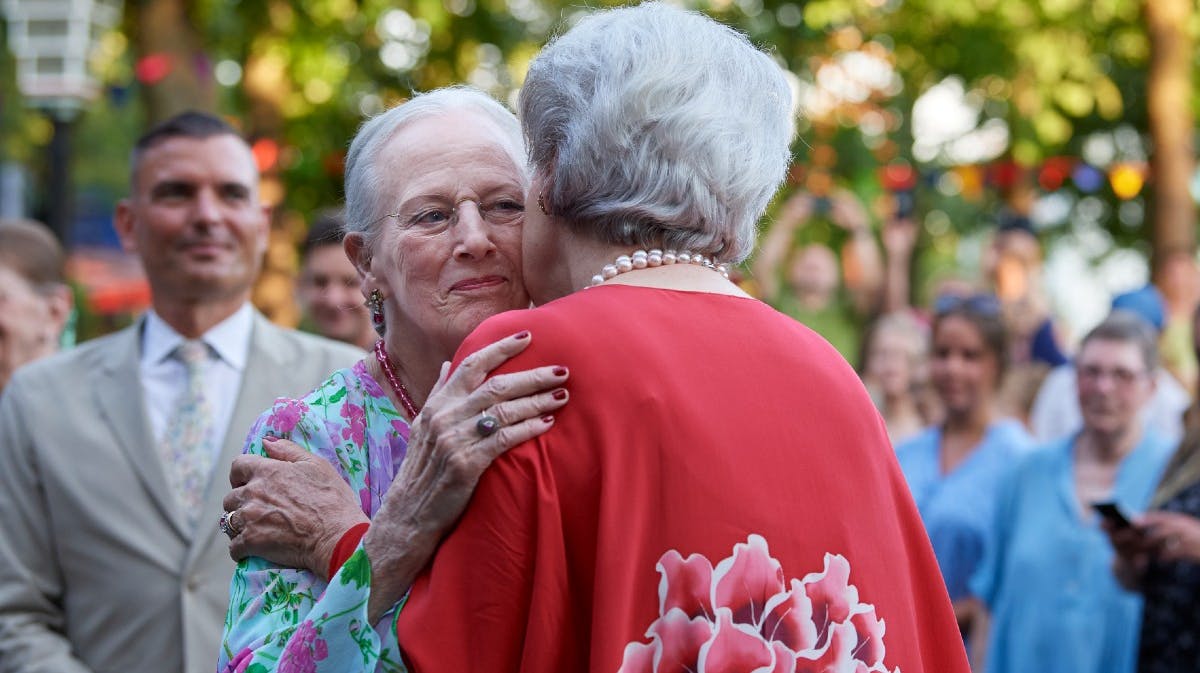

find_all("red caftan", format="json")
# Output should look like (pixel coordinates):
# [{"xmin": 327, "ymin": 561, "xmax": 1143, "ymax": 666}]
[{"xmin": 397, "ymin": 284, "xmax": 968, "ymax": 673}]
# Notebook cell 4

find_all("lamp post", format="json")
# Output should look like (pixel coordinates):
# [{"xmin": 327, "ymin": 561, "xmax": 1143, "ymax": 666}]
[{"xmin": 1, "ymin": 0, "xmax": 123, "ymax": 243}]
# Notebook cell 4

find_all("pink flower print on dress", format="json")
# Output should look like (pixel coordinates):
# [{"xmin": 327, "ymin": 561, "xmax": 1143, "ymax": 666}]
[
  {"xmin": 266, "ymin": 398, "xmax": 310, "ymax": 434},
  {"xmin": 618, "ymin": 535, "xmax": 899, "ymax": 673},
  {"xmin": 340, "ymin": 402, "xmax": 366, "ymax": 445},
  {"xmin": 278, "ymin": 620, "xmax": 329, "ymax": 673},
  {"xmin": 391, "ymin": 418, "xmax": 411, "ymax": 441},
  {"xmin": 229, "ymin": 647, "xmax": 254, "ymax": 673}
]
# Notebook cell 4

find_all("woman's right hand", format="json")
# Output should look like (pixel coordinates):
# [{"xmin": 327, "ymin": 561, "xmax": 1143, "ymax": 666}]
[
  {"xmin": 1140, "ymin": 511, "xmax": 1200, "ymax": 563},
  {"xmin": 1102, "ymin": 519, "xmax": 1153, "ymax": 590},
  {"xmin": 363, "ymin": 330, "xmax": 569, "ymax": 619}
]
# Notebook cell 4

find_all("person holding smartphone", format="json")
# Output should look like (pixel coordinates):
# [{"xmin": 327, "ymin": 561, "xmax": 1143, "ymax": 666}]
[
  {"xmin": 1106, "ymin": 303, "xmax": 1200, "ymax": 673},
  {"xmin": 969, "ymin": 312, "xmax": 1174, "ymax": 673}
]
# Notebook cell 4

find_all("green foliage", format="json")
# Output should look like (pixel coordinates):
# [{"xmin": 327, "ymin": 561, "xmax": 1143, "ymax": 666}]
[{"xmin": 2, "ymin": 0, "xmax": 1192, "ymax": 278}]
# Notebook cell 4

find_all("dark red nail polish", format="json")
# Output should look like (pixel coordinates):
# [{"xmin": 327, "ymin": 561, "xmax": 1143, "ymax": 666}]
[
  {"xmin": 553, "ymin": 389, "xmax": 567, "ymax": 400},
  {"xmin": 553, "ymin": 366, "xmax": 567, "ymax": 377},
  {"xmin": 542, "ymin": 415, "xmax": 555, "ymax": 423},
  {"xmin": 515, "ymin": 330, "xmax": 530, "ymax": 339}
]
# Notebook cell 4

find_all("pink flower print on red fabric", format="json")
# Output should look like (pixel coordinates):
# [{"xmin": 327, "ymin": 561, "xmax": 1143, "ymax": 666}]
[
  {"xmin": 657, "ymin": 551, "xmax": 714, "ymax": 619},
  {"xmin": 340, "ymin": 402, "xmax": 366, "ymax": 445},
  {"xmin": 278, "ymin": 620, "xmax": 329, "ymax": 673},
  {"xmin": 618, "ymin": 535, "xmax": 899, "ymax": 673},
  {"xmin": 266, "ymin": 398, "xmax": 310, "ymax": 434}
]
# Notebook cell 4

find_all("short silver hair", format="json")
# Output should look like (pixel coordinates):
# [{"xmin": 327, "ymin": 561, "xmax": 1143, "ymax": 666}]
[
  {"xmin": 343, "ymin": 86, "xmax": 528, "ymax": 249},
  {"xmin": 519, "ymin": 2, "xmax": 795, "ymax": 263},
  {"xmin": 1081, "ymin": 310, "xmax": 1160, "ymax": 373}
]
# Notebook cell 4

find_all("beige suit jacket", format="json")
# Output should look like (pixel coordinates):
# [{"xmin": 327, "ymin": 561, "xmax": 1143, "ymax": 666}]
[{"xmin": 0, "ymin": 312, "xmax": 362, "ymax": 673}]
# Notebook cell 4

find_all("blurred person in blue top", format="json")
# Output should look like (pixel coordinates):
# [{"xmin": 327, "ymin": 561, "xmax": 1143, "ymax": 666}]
[
  {"xmin": 969, "ymin": 311, "xmax": 1175, "ymax": 673},
  {"xmin": 895, "ymin": 293, "xmax": 1033, "ymax": 642},
  {"xmin": 1031, "ymin": 285, "xmax": 1192, "ymax": 446}
]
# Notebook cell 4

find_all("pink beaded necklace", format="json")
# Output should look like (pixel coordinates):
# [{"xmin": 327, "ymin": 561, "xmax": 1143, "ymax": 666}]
[{"xmin": 373, "ymin": 340, "xmax": 420, "ymax": 419}]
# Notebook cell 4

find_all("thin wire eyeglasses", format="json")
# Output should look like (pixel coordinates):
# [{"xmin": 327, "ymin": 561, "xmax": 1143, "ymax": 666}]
[
  {"xmin": 373, "ymin": 197, "xmax": 525, "ymax": 236},
  {"xmin": 1078, "ymin": 365, "xmax": 1149, "ymax": 386}
]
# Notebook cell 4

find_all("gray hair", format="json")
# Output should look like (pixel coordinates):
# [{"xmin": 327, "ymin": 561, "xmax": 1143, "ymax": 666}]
[
  {"xmin": 519, "ymin": 2, "xmax": 794, "ymax": 263},
  {"xmin": 343, "ymin": 86, "xmax": 528, "ymax": 250},
  {"xmin": 1080, "ymin": 310, "xmax": 1160, "ymax": 373}
]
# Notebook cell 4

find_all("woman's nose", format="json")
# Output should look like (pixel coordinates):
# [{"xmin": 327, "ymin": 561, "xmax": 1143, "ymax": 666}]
[{"xmin": 453, "ymin": 203, "xmax": 497, "ymax": 259}]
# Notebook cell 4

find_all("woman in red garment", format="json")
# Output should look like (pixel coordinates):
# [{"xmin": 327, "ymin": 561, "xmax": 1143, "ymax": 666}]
[{"xmin": 373, "ymin": 4, "xmax": 970, "ymax": 672}]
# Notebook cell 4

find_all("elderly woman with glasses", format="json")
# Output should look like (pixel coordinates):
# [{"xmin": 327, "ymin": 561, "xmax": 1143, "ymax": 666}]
[
  {"xmin": 222, "ymin": 5, "xmax": 970, "ymax": 673},
  {"xmin": 970, "ymin": 312, "xmax": 1174, "ymax": 673},
  {"xmin": 216, "ymin": 87, "xmax": 571, "ymax": 672},
  {"xmin": 893, "ymin": 293, "xmax": 1034, "ymax": 643}
]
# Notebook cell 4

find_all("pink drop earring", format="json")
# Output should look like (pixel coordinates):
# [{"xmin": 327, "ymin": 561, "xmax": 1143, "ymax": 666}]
[{"xmin": 367, "ymin": 289, "xmax": 386, "ymax": 337}]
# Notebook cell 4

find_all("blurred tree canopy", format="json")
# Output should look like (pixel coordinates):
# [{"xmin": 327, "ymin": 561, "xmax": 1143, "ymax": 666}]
[{"xmin": 2, "ymin": 0, "xmax": 1197, "ymax": 304}]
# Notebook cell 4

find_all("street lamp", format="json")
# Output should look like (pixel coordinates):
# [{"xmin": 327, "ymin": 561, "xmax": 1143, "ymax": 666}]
[{"xmin": 1, "ymin": 0, "xmax": 123, "ymax": 242}]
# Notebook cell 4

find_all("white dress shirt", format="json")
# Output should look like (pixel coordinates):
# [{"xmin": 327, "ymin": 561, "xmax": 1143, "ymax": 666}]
[{"xmin": 140, "ymin": 304, "xmax": 254, "ymax": 459}]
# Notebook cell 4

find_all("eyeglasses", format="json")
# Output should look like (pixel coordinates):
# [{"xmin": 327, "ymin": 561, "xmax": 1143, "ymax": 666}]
[
  {"xmin": 1078, "ymin": 365, "xmax": 1148, "ymax": 386},
  {"xmin": 933, "ymin": 292, "xmax": 1002, "ymax": 317},
  {"xmin": 375, "ymin": 197, "xmax": 525, "ymax": 236}
]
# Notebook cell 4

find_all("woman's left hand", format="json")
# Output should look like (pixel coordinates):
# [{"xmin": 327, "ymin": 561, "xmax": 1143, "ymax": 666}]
[
  {"xmin": 362, "ymin": 331, "xmax": 570, "ymax": 620},
  {"xmin": 1140, "ymin": 511, "xmax": 1200, "ymax": 563}
]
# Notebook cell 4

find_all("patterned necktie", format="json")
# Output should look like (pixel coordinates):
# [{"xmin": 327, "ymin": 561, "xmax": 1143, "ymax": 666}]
[{"xmin": 158, "ymin": 339, "xmax": 215, "ymax": 529}]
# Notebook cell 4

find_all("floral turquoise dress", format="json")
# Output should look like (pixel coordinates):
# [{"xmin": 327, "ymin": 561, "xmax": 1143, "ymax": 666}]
[{"xmin": 217, "ymin": 360, "xmax": 408, "ymax": 673}]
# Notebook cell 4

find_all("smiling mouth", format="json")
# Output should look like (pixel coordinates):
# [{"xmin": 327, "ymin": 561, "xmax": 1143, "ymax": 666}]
[
  {"xmin": 451, "ymin": 276, "xmax": 506, "ymax": 292},
  {"xmin": 182, "ymin": 242, "xmax": 229, "ymax": 256}
]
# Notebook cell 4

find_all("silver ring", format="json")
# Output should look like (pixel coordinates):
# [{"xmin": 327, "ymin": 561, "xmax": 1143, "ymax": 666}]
[
  {"xmin": 475, "ymin": 414, "xmax": 501, "ymax": 438},
  {"xmin": 218, "ymin": 510, "xmax": 241, "ymax": 539}
]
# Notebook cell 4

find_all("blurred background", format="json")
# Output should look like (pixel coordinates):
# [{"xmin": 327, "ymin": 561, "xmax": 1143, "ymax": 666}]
[{"xmin": 0, "ymin": 0, "xmax": 1196, "ymax": 343}]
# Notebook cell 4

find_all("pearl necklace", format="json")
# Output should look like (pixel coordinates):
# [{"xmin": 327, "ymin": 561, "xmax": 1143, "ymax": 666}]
[
  {"xmin": 373, "ymin": 340, "xmax": 420, "ymax": 419},
  {"xmin": 588, "ymin": 249, "xmax": 730, "ymax": 287}
]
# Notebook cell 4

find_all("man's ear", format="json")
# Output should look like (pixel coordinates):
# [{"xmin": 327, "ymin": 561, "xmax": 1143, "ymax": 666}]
[
  {"xmin": 113, "ymin": 199, "xmax": 139, "ymax": 254},
  {"xmin": 255, "ymin": 204, "xmax": 272, "ymax": 255},
  {"xmin": 43, "ymin": 284, "xmax": 74, "ymax": 338}
]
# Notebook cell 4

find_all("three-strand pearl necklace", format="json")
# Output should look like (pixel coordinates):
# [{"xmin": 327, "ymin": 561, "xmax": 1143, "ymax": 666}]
[{"xmin": 588, "ymin": 249, "xmax": 729, "ymax": 287}]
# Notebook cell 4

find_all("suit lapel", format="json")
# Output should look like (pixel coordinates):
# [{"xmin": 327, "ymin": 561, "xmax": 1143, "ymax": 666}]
[
  {"xmin": 185, "ymin": 314, "xmax": 286, "ymax": 568},
  {"xmin": 95, "ymin": 322, "xmax": 191, "ymax": 539}
]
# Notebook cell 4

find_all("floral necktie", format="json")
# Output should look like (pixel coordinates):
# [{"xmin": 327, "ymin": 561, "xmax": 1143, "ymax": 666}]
[{"xmin": 159, "ymin": 339, "xmax": 215, "ymax": 529}]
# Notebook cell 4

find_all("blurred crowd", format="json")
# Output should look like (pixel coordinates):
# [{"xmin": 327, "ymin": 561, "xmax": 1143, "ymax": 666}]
[{"xmin": 751, "ymin": 187, "xmax": 1200, "ymax": 673}]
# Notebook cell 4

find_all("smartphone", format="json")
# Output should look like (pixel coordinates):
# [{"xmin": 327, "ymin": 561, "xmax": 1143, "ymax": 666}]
[{"xmin": 1092, "ymin": 501, "xmax": 1134, "ymax": 529}]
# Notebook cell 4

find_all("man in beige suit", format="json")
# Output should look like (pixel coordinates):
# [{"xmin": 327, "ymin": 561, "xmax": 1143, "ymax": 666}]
[{"xmin": 0, "ymin": 112, "xmax": 361, "ymax": 673}]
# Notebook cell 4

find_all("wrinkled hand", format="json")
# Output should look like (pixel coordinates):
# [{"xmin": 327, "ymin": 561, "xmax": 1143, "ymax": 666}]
[
  {"xmin": 222, "ymin": 438, "xmax": 369, "ymax": 579},
  {"xmin": 1141, "ymin": 511, "xmax": 1200, "ymax": 563},
  {"xmin": 363, "ymin": 331, "xmax": 570, "ymax": 619}
]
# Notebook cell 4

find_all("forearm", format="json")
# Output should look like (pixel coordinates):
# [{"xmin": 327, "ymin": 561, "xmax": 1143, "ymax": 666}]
[
  {"xmin": 882, "ymin": 244, "xmax": 913, "ymax": 314},
  {"xmin": 219, "ymin": 554, "xmax": 404, "ymax": 673},
  {"xmin": 362, "ymin": 520, "xmax": 441, "ymax": 622},
  {"xmin": 844, "ymin": 230, "xmax": 884, "ymax": 315}
]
